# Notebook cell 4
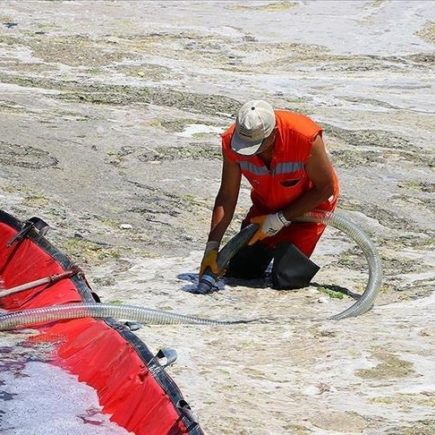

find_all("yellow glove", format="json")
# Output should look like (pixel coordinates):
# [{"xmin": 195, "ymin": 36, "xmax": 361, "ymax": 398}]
[
  {"xmin": 249, "ymin": 211, "xmax": 289, "ymax": 245},
  {"xmin": 200, "ymin": 241, "xmax": 220, "ymax": 277}
]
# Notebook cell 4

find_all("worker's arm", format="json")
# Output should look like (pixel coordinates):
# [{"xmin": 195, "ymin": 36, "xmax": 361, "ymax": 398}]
[
  {"xmin": 249, "ymin": 135, "xmax": 336, "ymax": 245},
  {"xmin": 208, "ymin": 154, "xmax": 242, "ymax": 244},
  {"xmin": 281, "ymin": 134, "xmax": 336, "ymax": 220},
  {"xmin": 200, "ymin": 155, "xmax": 241, "ymax": 276}
]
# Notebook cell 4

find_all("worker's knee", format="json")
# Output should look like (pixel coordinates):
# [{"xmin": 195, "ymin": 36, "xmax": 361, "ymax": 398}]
[
  {"xmin": 226, "ymin": 243, "xmax": 273, "ymax": 280},
  {"xmin": 271, "ymin": 242, "xmax": 320, "ymax": 290}
]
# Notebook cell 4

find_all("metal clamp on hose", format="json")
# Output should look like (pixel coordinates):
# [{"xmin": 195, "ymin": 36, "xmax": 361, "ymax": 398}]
[{"xmin": 196, "ymin": 224, "xmax": 259, "ymax": 294}]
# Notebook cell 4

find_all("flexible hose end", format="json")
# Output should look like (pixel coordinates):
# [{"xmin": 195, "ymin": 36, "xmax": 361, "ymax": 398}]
[{"xmin": 195, "ymin": 270, "xmax": 217, "ymax": 294}]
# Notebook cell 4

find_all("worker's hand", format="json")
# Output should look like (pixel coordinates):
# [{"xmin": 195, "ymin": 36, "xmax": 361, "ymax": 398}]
[
  {"xmin": 249, "ymin": 212, "xmax": 289, "ymax": 245},
  {"xmin": 199, "ymin": 241, "xmax": 220, "ymax": 277}
]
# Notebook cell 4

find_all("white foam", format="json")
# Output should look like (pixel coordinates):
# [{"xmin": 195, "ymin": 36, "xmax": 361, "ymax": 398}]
[
  {"xmin": 0, "ymin": 360, "xmax": 131, "ymax": 434},
  {"xmin": 176, "ymin": 124, "xmax": 225, "ymax": 138}
]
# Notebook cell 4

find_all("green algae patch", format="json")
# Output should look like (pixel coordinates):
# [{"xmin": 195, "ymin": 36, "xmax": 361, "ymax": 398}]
[
  {"xmin": 387, "ymin": 419, "xmax": 435, "ymax": 435},
  {"xmin": 139, "ymin": 144, "xmax": 221, "ymax": 161},
  {"xmin": 316, "ymin": 286, "xmax": 345, "ymax": 299},
  {"xmin": 416, "ymin": 21, "xmax": 435, "ymax": 45},
  {"xmin": 59, "ymin": 237, "xmax": 121, "ymax": 265},
  {"xmin": 160, "ymin": 119, "xmax": 203, "ymax": 133},
  {"xmin": 0, "ymin": 141, "xmax": 58, "ymax": 169},
  {"xmin": 310, "ymin": 410, "xmax": 367, "ymax": 432},
  {"xmin": 356, "ymin": 350, "xmax": 414, "ymax": 379},
  {"xmin": 114, "ymin": 64, "xmax": 178, "ymax": 82},
  {"xmin": 0, "ymin": 100, "xmax": 27, "ymax": 114},
  {"xmin": 283, "ymin": 424, "xmax": 310, "ymax": 434},
  {"xmin": 0, "ymin": 72, "xmax": 240, "ymax": 116},
  {"xmin": 370, "ymin": 392, "xmax": 435, "ymax": 409},
  {"xmin": 22, "ymin": 194, "xmax": 50, "ymax": 208},
  {"xmin": 181, "ymin": 194, "xmax": 208, "ymax": 210},
  {"xmin": 398, "ymin": 181, "xmax": 435, "ymax": 193},
  {"xmin": 228, "ymin": 1, "xmax": 298, "ymax": 12},
  {"xmin": 29, "ymin": 35, "xmax": 134, "ymax": 67}
]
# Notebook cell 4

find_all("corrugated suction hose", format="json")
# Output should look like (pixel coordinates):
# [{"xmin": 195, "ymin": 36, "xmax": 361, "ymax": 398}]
[
  {"xmin": 0, "ymin": 210, "xmax": 382, "ymax": 329},
  {"xmin": 197, "ymin": 210, "xmax": 382, "ymax": 319},
  {"xmin": 298, "ymin": 210, "xmax": 383, "ymax": 320},
  {"xmin": 0, "ymin": 303, "xmax": 258, "ymax": 331}
]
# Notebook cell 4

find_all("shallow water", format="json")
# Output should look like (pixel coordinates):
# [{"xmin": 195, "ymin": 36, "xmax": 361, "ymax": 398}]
[{"xmin": 0, "ymin": 334, "xmax": 129, "ymax": 434}]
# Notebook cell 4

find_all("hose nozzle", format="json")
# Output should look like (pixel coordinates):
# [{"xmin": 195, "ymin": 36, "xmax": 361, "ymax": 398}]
[
  {"xmin": 196, "ymin": 269, "xmax": 218, "ymax": 294},
  {"xmin": 195, "ymin": 224, "xmax": 259, "ymax": 294}
]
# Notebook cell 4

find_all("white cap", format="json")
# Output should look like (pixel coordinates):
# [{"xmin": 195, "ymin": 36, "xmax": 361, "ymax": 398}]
[{"xmin": 231, "ymin": 100, "xmax": 276, "ymax": 155}]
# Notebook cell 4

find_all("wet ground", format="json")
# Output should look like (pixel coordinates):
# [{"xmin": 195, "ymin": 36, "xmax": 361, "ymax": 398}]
[{"xmin": 0, "ymin": 1, "xmax": 434, "ymax": 434}]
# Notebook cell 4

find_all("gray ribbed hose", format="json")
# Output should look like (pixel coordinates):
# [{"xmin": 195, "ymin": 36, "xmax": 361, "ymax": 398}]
[
  {"xmin": 297, "ymin": 210, "xmax": 383, "ymax": 320},
  {"xmin": 0, "ymin": 303, "xmax": 258, "ymax": 331},
  {"xmin": 198, "ymin": 210, "xmax": 382, "ymax": 320},
  {"xmin": 0, "ymin": 210, "xmax": 382, "ymax": 329}
]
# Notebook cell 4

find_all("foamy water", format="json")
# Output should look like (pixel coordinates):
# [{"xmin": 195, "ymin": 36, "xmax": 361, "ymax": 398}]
[
  {"xmin": 0, "ymin": 0, "xmax": 434, "ymax": 433},
  {"xmin": 90, "ymin": 251, "xmax": 435, "ymax": 434},
  {"xmin": 0, "ymin": 335, "xmax": 130, "ymax": 434}
]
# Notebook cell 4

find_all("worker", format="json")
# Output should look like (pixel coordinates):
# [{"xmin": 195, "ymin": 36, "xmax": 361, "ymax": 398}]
[{"xmin": 200, "ymin": 100, "xmax": 339, "ymax": 290}]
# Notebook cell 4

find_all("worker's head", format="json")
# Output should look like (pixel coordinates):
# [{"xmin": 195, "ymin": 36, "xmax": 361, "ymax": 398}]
[{"xmin": 231, "ymin": 100, "xmax": 276, "ymax": 156}]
